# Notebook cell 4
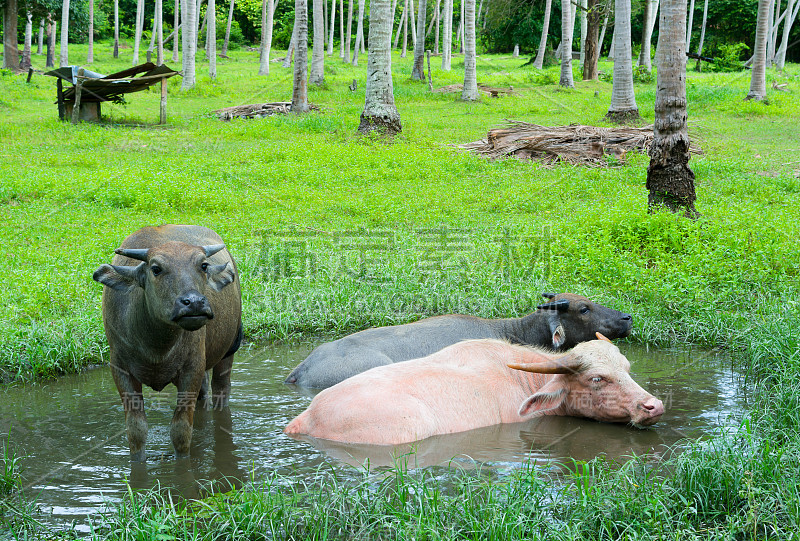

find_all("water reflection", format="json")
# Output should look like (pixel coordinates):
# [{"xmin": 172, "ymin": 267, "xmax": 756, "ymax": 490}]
[{"xmin": 0, "ymin": 339, "xmax": 745, "ymax": 528}]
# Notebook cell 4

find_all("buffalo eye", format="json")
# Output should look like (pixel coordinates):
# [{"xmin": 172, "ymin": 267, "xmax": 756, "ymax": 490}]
[
  {"xmin": 201, "ymin": 262, "xmax": 209, "ymax": 272},
  {"xmin": 591, "ymin": 376, "xmax": 604, "ymax": 384},
  {"xmin": 151, "ymin": 265, "xmax": 163, "ymax": 276},
  {"xmin": 580, "ymin": 306, "xmax": 590, "ymax": 314}
]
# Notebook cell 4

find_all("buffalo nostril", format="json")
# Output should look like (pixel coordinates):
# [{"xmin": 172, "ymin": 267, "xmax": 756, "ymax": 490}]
[{"xmin": 621, "ymin": 314, "xmax": 632, "ymax": 321}]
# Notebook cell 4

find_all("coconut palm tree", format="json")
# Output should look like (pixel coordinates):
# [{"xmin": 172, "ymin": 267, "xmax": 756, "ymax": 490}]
[
  {"xmin": 462, "ymin": 0, "xmax": 479, "ymax": 99},
  {"xmin": 3, "ymin": 0, "xmax": 19, "ymax": 70},
  {"xmin": 638, "ymin": 0, "xmax": 659, "ymax": 71},
  {"xmin": 411, "ymin": 0, "xmax": 428, "ymax": 79},
  {"xmin": 776, "ymin": 0, "xmax": 798, "ymax": 69},
  {"xmin": 311, "ymin": 0, "xmax": 326, "ymax": 80},
  {"xmin": 351, "ymin": 0, "xmax": 366, "ymax": 65},
  {"xmin": 208, "ymin": 0, "xmax": 217, "ymax": 77},
  {"xmin": 222, "ymin": 0, "xmax": 236, "ymax": 56},
  {"xmin": 292, "ymin": 0, "xmax": 310, "ymax": 112},
  {"xmin": 694, "ymin": 0, "xmax": 708, "ymax": 70},
  {"xmin": 606, "ymin": 0, "xmax": 639, "ymax": 121},
  {"xmin": 328, "ymin": 0, "xmax": 337, "ymax": 55},
  {"xmin": 685, "ymin": 0, "xmax": 694, "ymax": 49},
  {"xmin": 747, "ymin": 0, "xmax": 771, "ymax": 100},
  {"xmin": 533, "ymin": 0, "xmax": 553, "ymax": 69},
  {"xmin": 181, "ymin": 0, "xmax": 198, "ymax": 89},
  {"xmin": 559, "ymin": 0, "xmax": 574, "ymax": 87},
  {"xmin": 87, "ymin": 0, "xmax": 94, "ymax": 62},
  {"xmin": 259, "ymin": 0, "xmax": 275, "ymax": 75},
  {"xmin": 171, "ymin": 0, "xmax": 179, "ymax": 62},
  {"xmin": 359, "ymin": 0, "xmax": 402, "ymax": 134},
  {"xmin": 60, "ymin": 0, "xmax": 70, "ymax": 66},
  {"xmin": 442, "ymin": 0, "xmax": 453, "ymax": 69},
  {"xmin": 647, "ymin": 0, "xmax": 698, "ymax": 217},
  {"xmin": 133, "ymin": 0, "xmax": 144, "ymax": 64}
]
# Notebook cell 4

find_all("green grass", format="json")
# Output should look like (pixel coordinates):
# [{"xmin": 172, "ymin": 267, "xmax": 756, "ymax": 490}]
[{"xmin": 2, "ymin": 40, "xmax": 800, "ymax": 539}]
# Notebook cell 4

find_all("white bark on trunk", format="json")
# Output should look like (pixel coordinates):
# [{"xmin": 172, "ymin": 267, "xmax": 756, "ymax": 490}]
[
  {"xmin": 607, "ymin": 0, "xmax": 639, "ymax": 119},
  {"xmin": 462, "ymin": 0, "xmax": 478, "ymax": 100},
  {"xmin": 598, "ymin": 13, "xmax": 609, "ymax": 54},
  {"xmin": 223, "ymin": 0, "xmax": 235, "ymax": 56},
  {"xmin": 292, "ymin": 0, "xmax": 310, "ymax": 112},
  {"xmin": 639, "ymin": 0, "xmax": 659, "ymax": 70},
  {"xmin": 172, "ymin": 0, "xmax": 180, "ymax": 62},
  {"xmin": 312, "ymin": 0, "xmax": 326, "ymax": 80},
  {"xmin": 533, "ymin": 0, "xmax": 552, "ymax": 69},
  {"xmin": 748, "ymin": 0, "xmax": 770, "ymax": 100},
  {"xmin": 401, "ymin": 0, "xmax": 409, "ymax": 56},
  {"xmin": 351, "ymin": 0, "xmax": 365, "ymax": 65},
  {"xmin": 776, "ymin": 0, "xmax": 797, "ymax": 68},
  {"xmin": 457, "ymin": 0, "xmax": 464, "ymax": 53},
  {"xmin": 259, "ymin": 0, "xmax": 274, "ymax": 74},
  {"xmin": 695, "ymin": 0, "xmax": 708, "ymax": 57},
  {"xmin": 22, "ymin": 12, "xmax": 32, "ymax": 69},
  {"xmin": 328, "ymin": 0, "xmax": 336, "ymax": 55},
  {"xmin": 410, "ymin": 0, "xmax": 417, "ymax": 49},
  {"xmin": 208, "ymin": 0, "xmax": 216, "ymax": 77},
  {"xmin": 394, "ymin": 2, "xmax": 405, "ymax": 47},
  {"xmin": 181, "ymin": 0, "xmax": 197, "ymax": 89},
  {"xmin": 442, "ymin": 0, "xmax": 452, "ymax": 69},
  {"xmin": 359, "ymin": 0, "xmax": 402, "ymax": 134},
  {"xmin": 133, "ymin": 0, "xmax": 144, "ymax": 65},
  {"xmin": 87, "ymin": 0, "xmax": 94, "ymax": 63},
  {"xmin": 345, "ymin": 0, "xmax": 354, "ymax": 61},
  {"xmin": 685, "ymin": 0, "xmax": 694, "ymax": 49},
  {"xmin": 559, "ymin": 0, "xmax": 574, "ymax": 87},
  {"xmin": 340, "ymin": 0, "xmax": 345, "ymax": 57},
  {"xmin": 37, "ymin": 18, "xmax": 44, "ymax": 55},
  {"xmin": 283, "ymin": 20, "xmax": 298, "ymax": 67},
  {"xmin": 411, "ymin": 0, "xmax": 427, "ymax": 78},
  {"xmin": 767, "ymin": 0, "xmax": 776, "ymax": 61},
  {"xmin": 434, "ymin": 0, "xmax": 441, "ymax": 53},
  {"xmin": 580, "ymin": 0, "xmax": 587, "ymax": 65},
  {"xmin": 60, "ymin": 0, "xmax": 70, "ymax": 67}
]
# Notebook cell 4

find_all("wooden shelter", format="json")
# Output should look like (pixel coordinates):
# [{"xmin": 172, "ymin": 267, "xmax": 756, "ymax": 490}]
[{"xmin": 44, "ymin": 63, "xmax": 180, "ymax": 124}]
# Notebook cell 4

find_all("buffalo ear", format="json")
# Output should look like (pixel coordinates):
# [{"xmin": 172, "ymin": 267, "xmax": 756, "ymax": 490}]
[
  {"xmin": 541, "ymin": 292, "xmax": 556, "ymax": 299},
  {"xmin": 208, "ymin": 262, "xmax": 236, "ymax": 291},
  {"xmin": 93, "ymin": 263, "xmax": 146, "ymax": 291},
  {"xmin": 519, "ymin": 380, "xmax": 567, "ymax": 417},
  {"xmin": 548, "ymin": 314, "xmax": 567, "ymax": 349}
]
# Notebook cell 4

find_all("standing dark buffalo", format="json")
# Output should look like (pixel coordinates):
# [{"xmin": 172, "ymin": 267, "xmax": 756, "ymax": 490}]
[
  {"xmin": 93, "ymin": 225, "xmax": 242, "ymax": 462},
  {"xmin": 285, "ymin": 293, "xmax": 633, "ymax": 389}
]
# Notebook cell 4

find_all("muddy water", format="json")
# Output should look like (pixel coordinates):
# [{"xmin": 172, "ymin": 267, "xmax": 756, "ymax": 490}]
[{"xmin": 0, "ymin": 341, "xmax": 745, "ymax": 529}]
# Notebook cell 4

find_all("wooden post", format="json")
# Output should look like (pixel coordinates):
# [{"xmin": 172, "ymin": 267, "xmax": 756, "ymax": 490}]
[
  {"xmin": 160, "ymin": 76, "xmax": 167, "ymax": 124},
  {"xmin": 57, "ymin": 77, "xmax": 65, "ymax": 120},
  {"xmin": 426, "ymin": 50, "xmax": 433, "ymax": 91},
  {"xmin": 26, "ymin": 68, "xmax": 34, "ymax": 83},
  {"xmin": 71, "ymin": 68, "xmax": 84, "ymax": 125}
]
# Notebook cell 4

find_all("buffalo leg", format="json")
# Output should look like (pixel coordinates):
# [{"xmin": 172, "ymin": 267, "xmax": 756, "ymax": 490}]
[
  {"xmin": 111, "ymin": 363, "xmax": 148, "ymax": 462},
  {"xmin": 211, "ymin": 354, "xmax": 234, "ymax": 409},
  {"xmin": 172, "ymin": 368, "xmax": 206, "ymax": 458}
]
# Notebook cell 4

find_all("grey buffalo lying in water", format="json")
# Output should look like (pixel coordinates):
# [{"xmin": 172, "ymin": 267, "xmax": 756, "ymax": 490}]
[
  {"xmin": 285, "ymin": 293, "xmax": 633, "ymax": 389},
  {"xmin": 284, "ymin": 334, "xmax": 664, "ymax": 446},
  {"xmin": 93, "ymin": 225, "xmax": 242, "ymax": 462}
]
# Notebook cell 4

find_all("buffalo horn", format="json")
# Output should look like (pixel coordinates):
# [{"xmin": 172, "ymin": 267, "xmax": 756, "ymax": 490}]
[
  {"xmin": 115, "ymin": 248, "xmax": 150, "ymax": 262},
  {"xmin": 595, "ymin": 332, "xmax": 612, "ymax": 343},
  {"xmin": 536, "ymin": 299, "xmax": 570, "ymax": 312},
  {"xmin": 508, "ymin": 354, "xmax": 583, "ymax": 375},
  {"xmin": 202, "ymin": 244, "xmax": 226, "ymax": 257},
  {"xmin": 541, "ymin": 292, "xmax": 556, "ymax": 299}
]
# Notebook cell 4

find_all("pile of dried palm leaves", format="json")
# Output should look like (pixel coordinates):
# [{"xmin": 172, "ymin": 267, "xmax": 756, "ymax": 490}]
[
  {"xmin": 214, "ymin": 102, "xmax": 319, "ymax": 121},
  {"xmin": 460, "ymin": 121, "xmax": 702, "ymax": 167},
  {"xmin": 433, "ymin": 84, "xmax": 517, "ymax": 97}
]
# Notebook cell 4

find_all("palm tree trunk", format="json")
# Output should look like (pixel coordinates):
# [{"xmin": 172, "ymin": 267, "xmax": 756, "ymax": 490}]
[
  {"xmin": 133, "ymin": 0, "xmax": 144, "ymax": 65},
  {"xmin": 345, "ymin": 0, "xmax": 354, "ymax": 61},
  {"xmin": 46, "ymin": 17, "xmax": 55, "ymax": 68},
  {"xmin": 776, "ymin": 0, "xmax": 797, "ymax": 68},
  {"xmin": 292, "ymin": 0, "xmax": 310, "ymax": 112},
  {"xmin": 401, "ymin": 0, "xmax": 409, "ymax": 56},
  {"xmin": 442, "ymin": 0, "xmax": 452, "ymax": 69},
  {"xmin": 639, "ymin": 0, "xmax": 659, "ymax": 70},
  {"xmin": 559, "ymin": 0, "xmax": 575, "ymax": 87},
  {"xmin": 222, "ymin": 0, "xmax": 235, "ymax": 56},
  {"xmin": 462, "ymin": 0, "xmax": 478, "ymax": 99},
  {"xmin": 747, "ymin": 0, "xmax": 771, "ymax": 100},
  {"xmin": 283, "ymin": 20, "xmax": 298, "ymax": 67},
  {"xmin": 181, "ymin": 0, "xmax": 197, "ymax": 89},
  {"xmin": 208, "ymin": 0, "xmax": 217, "ymax": 77},
  {"xmin": 328, "ymin": 0, "xmax": 336, "ymax": 55},
  {"xmin": 533, "ymin": 0, "xmax": 553, "ymax": 69},
  {"xmin": 172, "ymin": 0, "xmax": 180, "ymax": 62},
  {"xmin": 359, "ymin": 0, "xmax": 402, "ymax": 134},
  {"xmin": 411, "ymin": 0, "xmax": 428, "ymax": 79},
  {"xmin": 694, "ymin": 0, "xmax": 708, "ymax": 70},
  {"xmin": 458, "ymin": 0, "xmax": 465, "ymax": 53},
  {"xmin": 606, "ymin": 0, "xmax": 640, "ymax": 121},
  {"xmin": 20, "ymin": 12, "xmax": 32, "ymax": 70},
  {"xmin": 685, "ymin": 0, "xmax": 694, "ymax": 50},
  {"xmin": 580, "ymin": 0, "xmax": 588, "ymax": 66},
  {"xmin": 583, "ymin": 0, "xmax": 601, "ymax": 79},
  {"xmin": 434, "ymin": 0, "xmax": 441, "ymax": 53},
  {"xmin": 340, "ymin": 0, "xmax": 346, "ymax": 57},
  {"xmin": 351, "ymin": 0, "xmax": 365, "ymax": 65},
  {"xmin": 767, "ymin": 0, "xmax": 776, "ymax": 62},
  {"xmin": 647, "ymin": 0, "xmax": 697, "ymax": 217},
  {"xmin": 259, "ymin": 0, "xmax": 274, "ymax": 74},
  {"xmin": 87, "ymin": 0, "xmax": 94, "ymax": 63},
  {"xmin": 37, "ymin": 18, "xmax": 44, "ymax": 55},
  {"xmin": 59, "ymin": 0, "xmax": 70, "ymax": 67},
  {"xmin": 311, "ymin": 0, "xmax": 326, "ymax": 80},
  {"xmin": 598, "ymin": 12, "xmax": 609, "ymax": 54}
]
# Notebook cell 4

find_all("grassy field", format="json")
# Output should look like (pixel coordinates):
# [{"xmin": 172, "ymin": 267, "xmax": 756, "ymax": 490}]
[{"xmin": 1, "ymin": 41, "xmax": 800, "ymax": 538}]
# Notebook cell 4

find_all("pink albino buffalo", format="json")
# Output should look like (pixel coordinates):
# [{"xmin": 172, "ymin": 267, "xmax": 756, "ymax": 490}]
[{"xmin": 284, "ymin": 334, "xmax": 664, "ymax": 445}]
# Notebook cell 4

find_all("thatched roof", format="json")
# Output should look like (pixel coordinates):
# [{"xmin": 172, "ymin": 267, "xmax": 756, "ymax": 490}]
[{"xmin": 460, "ymin": 121, "xmax": 702, "ymax": 167}]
